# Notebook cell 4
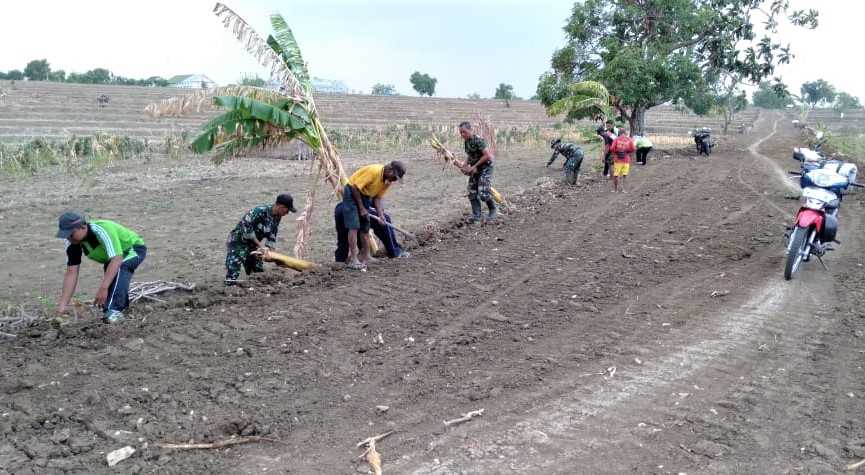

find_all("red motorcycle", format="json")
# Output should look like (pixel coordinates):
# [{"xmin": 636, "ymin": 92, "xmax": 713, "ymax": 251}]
[{"xmin": 785, "ymin": 162, "xmax": 861, "ymax": 280}]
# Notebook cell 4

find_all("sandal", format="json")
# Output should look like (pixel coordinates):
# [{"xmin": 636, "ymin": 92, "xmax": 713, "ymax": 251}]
[{"xmin": 347, "ymin": 261, "xmax": 367, "ymax": 271}]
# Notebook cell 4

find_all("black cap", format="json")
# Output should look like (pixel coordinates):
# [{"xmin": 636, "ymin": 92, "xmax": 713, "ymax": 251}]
[
  {"xmin": 551, "ymin": 138, "xmax": 562, "ymax": 149},
  {"xmin": 389, "ymin": 161, "xmax": 406, "ymax": 181},
  {"xmin": 57, "ymin": 211, "xmax": 85, "ymax": 239},
  {"xmin": 276, "ymin": 193, "xmax": 297, "ymax": 213}
]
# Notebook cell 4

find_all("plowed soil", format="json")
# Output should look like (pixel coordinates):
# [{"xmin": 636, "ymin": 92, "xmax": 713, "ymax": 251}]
[{"xmin": 3, "ymin": 111, "xmax": 865, "ymax": 474}]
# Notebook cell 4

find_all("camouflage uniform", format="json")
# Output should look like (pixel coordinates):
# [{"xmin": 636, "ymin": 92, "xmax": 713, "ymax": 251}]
[
  {"xmin": 548, "ymin": 142, "xmax": 584, "ymax": 184},
  {"xmin": 464, "ymin": 135, "xmax": 494, "ymax": 202},
  {"xmin": 225, "ymin": 205, "xmax": 281, "ymax": 282}
]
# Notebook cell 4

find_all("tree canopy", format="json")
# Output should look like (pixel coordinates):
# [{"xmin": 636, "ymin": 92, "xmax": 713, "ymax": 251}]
[
  {"xmin": 800, "ymin": 79, "xmax": 836, "ymax": 109},
  {"xmin": 409, "ymin": 72, "xmax": 437, "ymax": 96},
  {"xmin": 538, "ymin": 0, "xmax": 818, "ymax": 134},
  {"xmin": 752, "ymin": 81, "xmax": 793, "ymax": 109},
  {"xmin": 371, "ymin": 83, "xmax": 397, "ymax": 96},
  {"xmin": 24, "ymin": 59, "xmax": 50, "ymax": 81},
  {"xmin": 239, "ymin": 73, "xmax": 268, "ymax": 87}
]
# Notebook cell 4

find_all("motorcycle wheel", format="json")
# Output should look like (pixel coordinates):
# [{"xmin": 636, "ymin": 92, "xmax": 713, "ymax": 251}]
[{"xmin": 784, "ymin": 225, "xmax": 810, "ymax": 280}]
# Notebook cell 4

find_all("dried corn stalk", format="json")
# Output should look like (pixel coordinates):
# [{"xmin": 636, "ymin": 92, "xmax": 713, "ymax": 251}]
[
  {"xmin": 357, "ymin": 431, "xmax": 393, "ymax": 475},
  {"xmin": 364, "ymin": 440, "xmax": 382, "ymax": 475},
  {"xmin": 473, "ymin": 114, "xmax": 497, "ymax": 156},
  {"xmin": 429, "ymin": 135, "xmax": 505, "ymax": 205}
]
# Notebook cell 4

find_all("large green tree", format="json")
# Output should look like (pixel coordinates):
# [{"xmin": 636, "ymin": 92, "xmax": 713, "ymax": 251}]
[
  {"xmin": 409, "ymin": 71, "xmax": 437, "ymax": 96},
  {"xmin": 800, "ymin": 79, "xmax": 836, "ymax": 109},
  {"xmin": 24, "ymin": 59, "xmax": 51, "ymax": 81},
  {"xmin": 539, "ymin": 0, "xmax": 818, "ymax": 134},
  {"xmin": 494, "ymin": 83, "xmax": 515, "ymax": 107},
  {"xmin": 833, "ymin": 91, "xmax": 862, "ymax": 113},
  {"xmin": 752, "ymin": 81, "xmax": 792, "ymax": 109}
]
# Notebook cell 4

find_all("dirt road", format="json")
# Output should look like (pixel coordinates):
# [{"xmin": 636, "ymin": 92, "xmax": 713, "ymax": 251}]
[{"xmin": 2, "ymin": 112, "xmax": 865, "ymax": 474}]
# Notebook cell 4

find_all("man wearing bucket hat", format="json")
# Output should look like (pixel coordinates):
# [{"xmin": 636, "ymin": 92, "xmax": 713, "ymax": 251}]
[
  {"xmin": 55, "ymin": 212, "xmax": 147, "ymax": 323},
  {"xmin": 225, "ymin": 193, "xmax": 298, "ymax": 285}
]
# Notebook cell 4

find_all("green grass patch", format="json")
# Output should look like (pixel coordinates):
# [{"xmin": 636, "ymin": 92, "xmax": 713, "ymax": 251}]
[{"xmin": 825, "ymin": 132, "xmax": 865, "ymax": 168}]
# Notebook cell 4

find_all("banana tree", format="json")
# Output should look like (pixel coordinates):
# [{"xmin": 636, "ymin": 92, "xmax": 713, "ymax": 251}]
[
  {"xmin": 147, "ymin": 3, "xmax": 347, "ymax": 258},
  {"xmin": 544, "ymin": 81, "xmax": 613, "ymax": 122}
]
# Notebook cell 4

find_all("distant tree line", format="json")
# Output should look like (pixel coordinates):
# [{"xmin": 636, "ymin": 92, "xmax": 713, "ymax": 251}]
[
  {"xmin": 752, "ymin": 79, "xmax": 862, "ymax": 112},
  {"xmin": 0, "ymin": 59, "xmax": 170, "ymax": 86}
]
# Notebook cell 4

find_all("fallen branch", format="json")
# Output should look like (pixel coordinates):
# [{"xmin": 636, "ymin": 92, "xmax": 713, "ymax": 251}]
[
  {"xmin": 847, "ymin": 459, "xmax": 865, "ymax": 471},
  {"xmin": 444, "ymin": 408, "xmax": 485, "ymax": 427},
  {"xmin": 356, "ymin": 430, "xmax": 394, "ymax": 448},
  {"xmin": 128, "ymin": 280, "xmax": 196, "ymax": 304},
  {"xmin": 158, "ymin": 435, "xmax": 277, "ymax": 450}
]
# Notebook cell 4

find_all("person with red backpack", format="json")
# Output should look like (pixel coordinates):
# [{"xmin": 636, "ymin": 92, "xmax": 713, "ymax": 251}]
[{"xmin": 610, "ymin": 128, "xmax": 635, "ymax": 193}]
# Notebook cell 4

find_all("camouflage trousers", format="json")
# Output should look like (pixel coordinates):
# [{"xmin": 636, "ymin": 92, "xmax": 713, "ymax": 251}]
[
  {"xmin": 467, "ymin": 164, "xmax": 494, "ymax": 202},
  {"xmin": 225, "ymin": 238, "xmax": 264, "ymax": 282}
]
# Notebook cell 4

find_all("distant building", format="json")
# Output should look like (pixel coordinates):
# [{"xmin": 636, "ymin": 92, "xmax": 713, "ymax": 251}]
[
  {"xmin": 168, "ymin": 74, "xmax": 217, "ymax": 89},
  {"xmin": 262, "ymin": 77, "xmax": 350, "ymax": 94},
  {"xmin": 311, "ymin": 77, "xmax": 349, "ymax": 94}
]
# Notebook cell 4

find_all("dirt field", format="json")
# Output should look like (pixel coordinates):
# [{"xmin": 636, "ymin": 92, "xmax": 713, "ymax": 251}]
[{"xmin": 3, "ymin": 111, "xmax": 865, "ymax": 474}]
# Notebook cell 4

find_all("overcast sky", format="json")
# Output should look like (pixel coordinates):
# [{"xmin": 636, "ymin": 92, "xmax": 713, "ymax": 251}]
[{"xmin": 1, "ymin": 0, "xmax": 863, "ymax": 101}]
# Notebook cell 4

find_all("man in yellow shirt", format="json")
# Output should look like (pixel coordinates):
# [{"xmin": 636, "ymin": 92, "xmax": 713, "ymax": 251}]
[{"xmin": 342, "ymin": 161, "xmax": 406, "ymax": 270}]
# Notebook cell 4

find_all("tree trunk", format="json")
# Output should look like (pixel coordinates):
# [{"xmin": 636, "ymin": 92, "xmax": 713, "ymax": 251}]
[{"xmin": 630, "ymin": 106, "xmax": 646, "ymax": 136}]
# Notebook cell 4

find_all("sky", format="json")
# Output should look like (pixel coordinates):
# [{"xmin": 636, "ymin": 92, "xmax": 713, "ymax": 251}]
[{"xmin": 1, "ymin": 0, "xmax": 863, "ymax": 101}]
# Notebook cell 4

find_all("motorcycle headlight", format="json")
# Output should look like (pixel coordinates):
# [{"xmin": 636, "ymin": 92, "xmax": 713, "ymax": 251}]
[
  {"xmin": 809, "ymin": 173, "xmax": 834, "ymax": 188},
  {"xmin": 802, "ymin": 197, "xmax": 825, "ymax": 210}
]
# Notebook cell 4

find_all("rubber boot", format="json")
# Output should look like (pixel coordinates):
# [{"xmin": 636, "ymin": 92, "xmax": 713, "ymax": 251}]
[
  {"xmin": 486, "ymin": 199, "xmax": 498, "ymax": 221},
  {"xmin": 468, "ymin": 198, "xmax": 482, "ymax": 223}
]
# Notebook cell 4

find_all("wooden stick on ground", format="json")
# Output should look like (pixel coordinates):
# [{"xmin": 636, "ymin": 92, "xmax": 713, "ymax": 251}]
[
  {"xmin": 368, "ymin": 214, "xmax": 417, "ymax": 241},
  {"xmin": 847, "ymin": 459, "xmax": 865, "ymax": 471},
  {"xmin": 444, "ymin": 408, "xmax": 485, "ymax": 427},
  {"xmin": 158, "ymin": 436, "xmax": 277, "ymax": 450}
]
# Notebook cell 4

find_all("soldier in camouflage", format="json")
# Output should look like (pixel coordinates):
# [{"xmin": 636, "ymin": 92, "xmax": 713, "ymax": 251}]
[
  {"xmin": 547, "ymin": 138, "xmax": 585, "ymax": 185},
  {"xmin": 457, "ymin": 121, "xmax": 496, "ymax": 222},
  {"xmin": 224, "ymin": 193, "xmax": 297, "ymax": 285}
]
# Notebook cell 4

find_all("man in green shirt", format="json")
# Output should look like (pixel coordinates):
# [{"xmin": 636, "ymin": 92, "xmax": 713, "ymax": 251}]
[
  {"xmin": 56, "ymin": 212, "xmax": 147, "ymax": 323},
  {"xmin": 635, "ymin": 135, "xmax": 653, "ymax": 165}
]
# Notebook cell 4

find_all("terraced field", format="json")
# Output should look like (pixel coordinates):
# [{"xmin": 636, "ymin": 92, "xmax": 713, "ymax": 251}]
[
  {"xmin": 801, "ymin": 108, "xmax": 865, "ymax": 134},
  {"xmin": 0, "ymin": 81, "xmax": 758, "ymax": 145}
]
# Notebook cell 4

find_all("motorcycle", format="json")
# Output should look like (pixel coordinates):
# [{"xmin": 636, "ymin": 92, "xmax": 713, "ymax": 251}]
[
  {"xmin": 784, "ymin": 155, "xmax": 861, "ymax": 280},
  {"xmin": 693, "ymin": 127, "xmax": 713, "ymax": 156}
]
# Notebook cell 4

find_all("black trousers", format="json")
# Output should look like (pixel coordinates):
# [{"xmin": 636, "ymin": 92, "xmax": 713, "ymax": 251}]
[
  {"xmin": 334, "ymin": 203, "xmax": 403, "ymax": 262},
  {"xmin": 602, "ymin": 151, "xmax": 612, "ymax": 176},
  {"xmin": 636, "ymin": 146, "xmax": 652, "ymax": 165}
]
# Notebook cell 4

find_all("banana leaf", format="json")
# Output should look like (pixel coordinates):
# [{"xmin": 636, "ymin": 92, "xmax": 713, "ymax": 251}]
[{"xmin": 268, "ymin": 13, "xmax": 310, "ymax": 88}]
